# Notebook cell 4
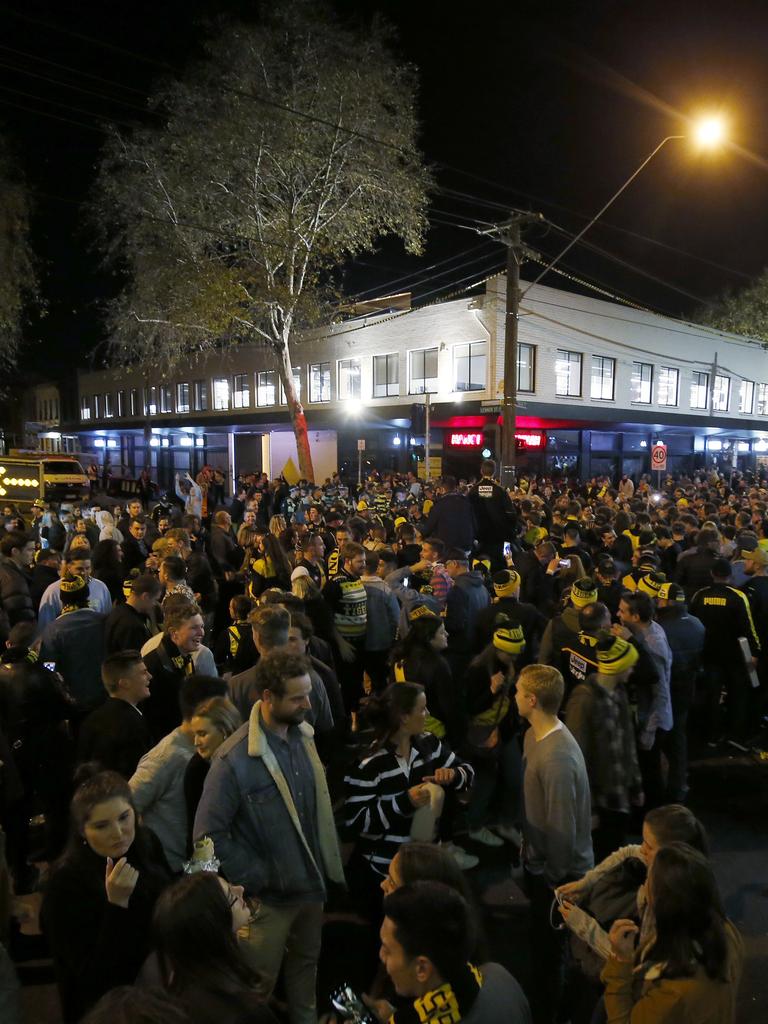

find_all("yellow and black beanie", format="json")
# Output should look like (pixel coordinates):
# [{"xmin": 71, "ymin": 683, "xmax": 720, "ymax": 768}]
[
  {"xmin": 122, "ymin": 567, "xmax": 141, "ymax": 600},
  {"xmin": 408, "ymin": 603, "xmax": 439, "ymax": 623},
  {"xmin": 493, "ymin": 569, "xmax": 521, "ymax": 598},
  {"xmin": 596, "ymin": 634, "xmax": 639, "ymax": 675},
  {"xmin": 60, "ymin": 574, "xmax": 89, "ymax": 608},
  {"xmin": 493, "ymin": 623, "xmax": 526, "ymax": 656},
  {"xmin": 570, "ymin": 577, "xmax": 598, "ymax": 608},
  {"xmin": 658, "ymin": 581, "xmax": 685, "ymax": 603},
  {"xmin": 638, "ymin": 571, "xmax": 666, "ymax": 598}
]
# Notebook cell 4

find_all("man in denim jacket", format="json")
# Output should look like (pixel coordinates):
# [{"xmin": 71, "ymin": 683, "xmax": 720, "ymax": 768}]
[{"xmin": 194, "ymin": 650, "xmax": 344, "ymax": 1024}]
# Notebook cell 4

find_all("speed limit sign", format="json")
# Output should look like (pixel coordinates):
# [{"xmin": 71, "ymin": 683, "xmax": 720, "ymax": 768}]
[{"xmin": 651, "ymin": 443, "xmax": 667, "ymax": 471}]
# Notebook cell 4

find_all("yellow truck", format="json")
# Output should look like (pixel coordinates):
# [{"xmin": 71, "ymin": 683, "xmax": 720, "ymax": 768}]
[{"xmin": 0, "ymin": 454, "xmax": 90, "ymax": 511}]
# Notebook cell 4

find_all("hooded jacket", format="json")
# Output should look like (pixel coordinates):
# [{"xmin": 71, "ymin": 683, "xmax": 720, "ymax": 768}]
[{"xmin": 445, "ymin": 571, "xmax": 491, "ymax": 654}]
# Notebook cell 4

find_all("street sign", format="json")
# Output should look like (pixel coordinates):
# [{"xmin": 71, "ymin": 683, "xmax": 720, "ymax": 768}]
[
  {"xmin": 651, "ymin": 443, "xmax": 667, "ymax": 472},
  {"xmin": 357, "ymin": 439, "xmax": 366, "ymax": 451}
]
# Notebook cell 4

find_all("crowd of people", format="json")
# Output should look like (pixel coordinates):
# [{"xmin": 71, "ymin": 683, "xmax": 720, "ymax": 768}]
[{"xmin": 0, "ymin": 457, "xmax": 759, "ymax": 1023}]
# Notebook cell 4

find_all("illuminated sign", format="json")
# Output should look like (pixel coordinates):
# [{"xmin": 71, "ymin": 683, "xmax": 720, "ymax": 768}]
[
  {"xmin": 0, "ymin": 466, "xmax": 40, "ymax": 497},
  {"xmin": 449, "ymin": 432, "xmax": 484, "ymax": 447},
  {"xmin": 515, "ymin": 431, "xmax": 544, "ymax": 449}
]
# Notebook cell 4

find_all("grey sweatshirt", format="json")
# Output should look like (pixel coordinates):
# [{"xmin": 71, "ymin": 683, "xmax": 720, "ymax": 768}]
[{"xmin": 522, "ymin": 723, "xmax": 594, "ymax": 887}]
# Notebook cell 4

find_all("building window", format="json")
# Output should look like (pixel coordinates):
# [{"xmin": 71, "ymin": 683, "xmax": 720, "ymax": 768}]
[
  {"xmin": 145, "ymin": 386, "xmax": 158, "ymax": 416},
  {"xmin": 657, "ymin": 367, "xmax": 679, "ymax": 406},
  {"xmin": 690, "ymin": 371, "xmax": 709, "ymax": 410},
  {"xmin": 257, "ymin": 371, "xmax": 277, "ymax": 407},
  {"xmin": 338, "ymin": 358, "xmax": 362, "ymax": 401},
  {"xmin": 310, "ymin": 362, "xmax": 331, "ymax": 403},
  {"xmin": 104, "ymin": 393, "xmax": 114, "ymax": 418},
  {"xmin": 631, "ymin": 362, "xmax": 653, "ymax": 404},
  {"xmin": 93, "ymin": 394, "xmax": 101, "ymax": 418},
  {"xmin": 194, "ymin": 380, "xmax": 209, "ymax": 412},
  {"xmin": 712, "ymin": 374, "xmax": 730, "ymax": 412},
  {"xmin": 176, "ymin": 383, "xmax": 190, "ymax": 414},
  {"xmin": 80, "ymin": 396, "xmax": 91, "ymax": 421},
  {"xmin": 517, "ymin": 343, "xmax": 535, "ymax": 393},
  {"xmin": 757, "ymin": 384, "xmax": 768, "ymax": 415},
  {"xmin": 159, "ymin": 385, "xmax": 172, "ymax": 414},
  {"xmin": 213, "ymin": 378, "xmax": 230, "ymax": 410},
  {"xmin": 409, "ymin": 348, "xmax": 439, "ymax": 394},
  {"xmin": 590, "ymin": 356, "xmax": 615, "ymax": 401},
  {"xmin": 373, "ymin": 354, "xmax": 399, "ymax": 398},
  {"xmin": 116, "ymin": 390, "xmax": 125, "ymax": 416},
  {"xmin": 453, "ymin": 341, "xmax": 487, "ymax": 392},
  {"xmin": 739, "ymin": 380, "xmax": 754, "ymax": 415},
  {"xmin": 129, "ymin": 388, "xmax": 140, "ymax": 416},
  {"xmin": 233, "ymin": 373, "xmax": 250, "ymax": 409},
  {"xmin": 555, "ymin": 349, "xmax": 582, "ymax": 397},
  {"xmin": 279, "ymin": 367, "xmax": 302, "ymax": 405}
]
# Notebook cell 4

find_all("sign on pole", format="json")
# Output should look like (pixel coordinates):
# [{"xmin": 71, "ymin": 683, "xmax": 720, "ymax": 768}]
[
  {"xmin": 357, "ymin": 439, "xmax": 366, "ymax": 451},
  {"xmin": 651, "ymin": 443, "xmax": 667, "ymax": 472}
]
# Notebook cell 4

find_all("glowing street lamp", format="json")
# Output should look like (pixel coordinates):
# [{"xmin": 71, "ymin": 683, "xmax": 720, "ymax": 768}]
[{"xmin": 693, "ymin": 115, "xmax": 727, "ymax": 149}]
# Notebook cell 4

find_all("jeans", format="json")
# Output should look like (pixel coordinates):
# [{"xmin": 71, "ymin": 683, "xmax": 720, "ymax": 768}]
[
  {"xmin": 660, "ymin": 681, "xmax": 692, "ymax": 801},
  {"xmin": 242, "ymin": 900, "xmax": 324, "ymax": 1024},
  {"xmin": 524, "ymin": 868, "xmax": 569, "ymax": 1024}
]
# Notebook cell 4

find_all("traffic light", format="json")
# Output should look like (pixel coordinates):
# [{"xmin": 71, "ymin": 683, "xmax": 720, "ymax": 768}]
[{"xmin": 410, "ymin": 403, "xmax": 426, "ymax": 433}]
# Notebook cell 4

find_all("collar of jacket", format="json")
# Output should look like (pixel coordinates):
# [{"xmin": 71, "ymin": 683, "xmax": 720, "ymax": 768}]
[{"xmin": 247, "ymin": 699, "xmax": 314, "ymax": 757}]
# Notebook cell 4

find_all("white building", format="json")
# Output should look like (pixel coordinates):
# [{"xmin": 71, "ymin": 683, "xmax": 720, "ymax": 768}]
[{"xmin": 71, "ymin": 275, "xmax": 768, "ymax": 486}]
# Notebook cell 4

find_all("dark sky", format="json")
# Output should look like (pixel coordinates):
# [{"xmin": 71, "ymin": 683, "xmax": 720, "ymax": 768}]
[{"xmin": 2, "ymin": 0, "xmax": 767, "ymax": 383}]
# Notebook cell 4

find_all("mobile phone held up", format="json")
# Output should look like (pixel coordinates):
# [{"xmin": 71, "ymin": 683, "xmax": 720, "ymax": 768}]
[{"xmin": 559, "ymin": 558, "xmax": 571, "ymax": 568}]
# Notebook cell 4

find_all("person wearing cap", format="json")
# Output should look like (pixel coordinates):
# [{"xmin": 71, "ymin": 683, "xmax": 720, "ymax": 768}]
[
  {"xmin": 463, "ymin": 621, "xmax": 527, "ymax": 848},
  {"xmin": 539, "ymin": 576, "xmax": 598, "ymax": 674},
  {"xmin": 564, "ymin": 633, "xmax": 643, "ymax": 859},
  {"xmin": 655, "ymin": 581, "xmax": 705, "ymax": 802},
  {"xmin": 39, "ymin": 574, "xmax": 107, "ymax": 719},
  {"xmin": 689, "ymin": 558, "xmax": 761, "ymax": 747},
  {"xmin": 474, "ymin": 569, "xmax": 547, "ymax": 658}
]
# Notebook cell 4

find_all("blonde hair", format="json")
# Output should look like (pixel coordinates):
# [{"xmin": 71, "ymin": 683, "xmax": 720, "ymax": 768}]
[
  {"xmin": 517, "ymin": 664, "xmax": 564, "ymax": 715},
  {"xmin": 269, "ymin": 515, "xmax": 287, "ymax": 538},
  {"xmin": 291, "ymin": 574, "xmax": 320, "ymax": 601},
  {"xmin": 190, "ymin": 696, "xmax": 241, "ymax": 738}
]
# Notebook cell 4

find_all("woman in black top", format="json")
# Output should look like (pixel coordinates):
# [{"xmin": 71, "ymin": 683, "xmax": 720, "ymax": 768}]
[
  {"xmin": 91, "ymin": 539, "xmax": 125, "ymax": 604},
  {"xmin": 183, "ymin": 697, "xmax": 241, "ymax": 854},
  {"xmin": 152, "ymin": 872, "xmax": 277, "ymax": 1024},
  {"xmin": 41, "ymin": 768, "xmax": 172, "ymax": 1023}
]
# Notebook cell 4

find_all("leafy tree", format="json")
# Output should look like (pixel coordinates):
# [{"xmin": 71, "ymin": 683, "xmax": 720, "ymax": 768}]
[
  {"xmin": 0, "ymin": 138, "xmax": 38, "ymax": 383},
  {"xmin": 93, "ymin": 3, "xmax": 431, "ymax": 480},
  {"xmin": 696, "ymin": 269, "xmax": 768, "ymax": 345}
]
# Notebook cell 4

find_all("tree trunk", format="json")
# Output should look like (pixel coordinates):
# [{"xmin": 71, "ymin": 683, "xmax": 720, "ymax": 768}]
[{"xmin": 275, "ymin": 339, "xmax": 316, "ymax": 483}]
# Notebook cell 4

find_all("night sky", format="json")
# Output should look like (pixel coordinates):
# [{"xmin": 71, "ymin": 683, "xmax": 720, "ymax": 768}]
[{"xmin": 2, "ymin": 0, "xmax": 768, "ymax": 386}]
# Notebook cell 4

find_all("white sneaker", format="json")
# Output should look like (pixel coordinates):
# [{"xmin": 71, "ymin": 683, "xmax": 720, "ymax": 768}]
[
  {"xmin": 443, "ymin": 843, "xmax": 480, "ymax": 870},
  {"xmin": 493, "ymin": 823, "xmax": 522, "ymax": 846},
  {"xmin": 468, "ymin": 827, "xmax": 504, "ymax": 848}
]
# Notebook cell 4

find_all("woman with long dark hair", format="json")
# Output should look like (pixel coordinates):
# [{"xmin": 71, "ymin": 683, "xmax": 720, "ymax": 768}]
[
  {"xmin": 41, "ymin": 768, "xmax": 172, "ymax": 1023},
  {"xmin": 602, "ymin": 843, "xmax": 742, "ymax": 1022},
  {"xmin": 152, "ymin": 873, "xmax": 276, "ymax": 1024},
  {"xmin": 342, "ymin": 683, "xmax": 474, "ymax": 916},
  {"xmin": 92, "ymin": 539, "xmax": 125, "ymax": 603},
  {"xmin": 247, "ymin": 532, "xmax": 293, "ymax": 598},
  {"xmin": 389, "ymin": 614, "xmax": 464, "ymax": 747}
]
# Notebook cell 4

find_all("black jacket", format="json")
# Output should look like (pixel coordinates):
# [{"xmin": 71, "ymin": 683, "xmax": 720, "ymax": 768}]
[
  {"xmin": 689, "ymin": 582, "xmax": 761, "ymax": 663},
  {"xmin": 474, "ymin": 597, "xmax": 547, "ymax": 662},
  {"xmin": 141, "ymin": 634, "xmax": 191, "ymax": 740},
  {"xmin": 77, "ymin": 697, "xmax": 153, "ymax": 779},
  {"xmin": 469, "ymin": 479, "xmax": 516, "ymax": 545},
  {"xmin": 674, "ymin": 547, "xmax": 719, "ymax": 603},
  {"xmin": 41, "ymin": 827, "xmax": 172, "ymax": 1023},
  {"xmin": 0, "ymin": 555, "xmax": 35, "ymax": 640},
  {"xmin": 104, "ymin": 602, "xmax": 154, "ymax": 655},
  {"xmin": 423, "ymin": 492, "xmax": 477, "ymax": 551}
]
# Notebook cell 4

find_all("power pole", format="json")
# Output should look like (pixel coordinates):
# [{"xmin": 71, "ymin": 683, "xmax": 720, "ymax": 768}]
[
  {"xmin": 425, "ymin": 391, "xmax": 431, "ymax": 482},
  {"xmin": 478, "ymin": 212, "xmax": 543, "ymax": 488}
]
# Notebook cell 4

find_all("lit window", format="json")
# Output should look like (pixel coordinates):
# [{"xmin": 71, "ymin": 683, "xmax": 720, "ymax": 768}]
[
  {"xmin": 159, "ymin": 386, "xmax": 172, "ymax": 414},
  {"xmin": 257, "ymin": 371, "xmax": 277, "ymax": 407},
  {"xmin": 338, "ymin": 358, "xmax": 362, "ymax": 400},
  {"xmin": 176, "ymin": 383, "xmax": 190, "ymax": 414},
  {"xmin": 631, "ymin": 362, "xmax": 653, "ymax": 404},
  {"xmin": 712, "ymin": 374, "xmax": 730, "ymax": 412},
  {"xmin": 233, "ymin": 373, "xmax": 250, "ymax": 409},
  {"xmin": 591, "ymin": 356, "xmax": 615, "ymax": 401},
  {"xmin": 409, "ymin": 348, "xmax": 438, "ymax": 394},
  {"xmin": 80, "ymin": 396, "xmax": 91, "ymax": 421},
  {"xmin": 373, "ymin": 354, "xmax": 399, "ymax": 398},
  {"xmin": 116, "ymin": 390, "xmax": 125, "ymax": 416},
  {"xmin": 104, "ymin": 393, "xmax": 114, "ymax": 418},
  {"xmin": 310, "ymin": 362, "xmax": 331, "ymax": 403},
  {"xmin": 690, "ymin": 371, "xmax": 709, "ymax": 410},
  {"xmin": 517, "ymin": 344, "xmax": 535, "ymax": 393},
  {"xmin": 454, "ymin": 341, "xmax": 487, "ymax": 392},
  {"xmin": 757, "ymin": 384, "xmax": 768, "ymax": 415},
  {"xmin": 279, "ymin": 366, "xmax": 302, "ymax": 404},
  {"xmin": 213, "ymin": 378, "xmax": 230, "ymax": 410},
  {"xmin": 145, "ymin": 386, "xmax": 158, "ymax": 416},
  {"xmin": 194, "ymin": 381, "xmax": 208, "ymax": 412},
  {"xmin": 657, "ymin": 367, "xmax": 679, "ymax": 407},
  {"xmin": 129, "ymin": 388, "xmax": 140, "ymax": 416},
  {"xmin": 93, "ymin": 394, "xmax": 101, "ymax": 418},
  {"xmin": 739, "ymin": 380, "xmax": 754, "ymax": 415},
  {"xmin": 555, "ymin": 350, "xmax": 582, "ymax": 397}
]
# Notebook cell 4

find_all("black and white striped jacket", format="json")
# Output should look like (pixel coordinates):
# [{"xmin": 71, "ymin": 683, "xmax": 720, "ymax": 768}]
[{"xmin": 342, "ymin": 733, "xmax": 474, "ymax": 876}]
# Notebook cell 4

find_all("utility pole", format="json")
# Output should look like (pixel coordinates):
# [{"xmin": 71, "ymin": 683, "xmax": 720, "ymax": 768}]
[
  {"xmin": 478, "ymin": 212, "xmax": 543, "ymax": 489},
  {"xmin": 425, "ymin": 391, "xmax": 431, "ymax": 482}
]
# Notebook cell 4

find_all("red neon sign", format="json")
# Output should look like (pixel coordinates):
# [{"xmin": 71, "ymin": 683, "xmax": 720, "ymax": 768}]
[
  {"xmin": 515, "ymin": 431, "xmax": 544, "ymax": 449},
  {"xmin": 449, "ymin": 432, "xmax": 484, "ymax": 447}
]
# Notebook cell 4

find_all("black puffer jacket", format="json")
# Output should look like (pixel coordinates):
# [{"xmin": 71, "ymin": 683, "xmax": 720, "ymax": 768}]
[{"xmin": 0, "ymin": 556, "xmax": 35, "ymax": 641}]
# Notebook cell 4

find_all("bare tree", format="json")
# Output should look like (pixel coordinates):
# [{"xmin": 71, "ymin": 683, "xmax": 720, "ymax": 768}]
[{"xmin": 92, "ymin": 4, "xmax": 431, "ymax": 480}]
